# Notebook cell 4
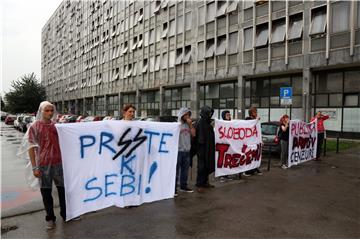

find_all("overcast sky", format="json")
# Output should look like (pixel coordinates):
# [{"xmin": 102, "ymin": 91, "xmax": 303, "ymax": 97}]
[{"xmin": 1, "ymin": 0, "xmax": 62, "ymax": 95}]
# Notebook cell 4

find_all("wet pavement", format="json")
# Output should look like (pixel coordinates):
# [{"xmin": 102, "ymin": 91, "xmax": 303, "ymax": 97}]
[
  {"xmin": 1, "ymin": 122, "xmax": 43, "ymax": 217},
  {"xmin": 2, "ymin": 141, "xmax": 359, "ymax": 238}
]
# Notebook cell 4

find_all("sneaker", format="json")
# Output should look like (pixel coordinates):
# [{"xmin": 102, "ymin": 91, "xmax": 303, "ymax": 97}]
[
  {"xmin": 256, "ymin": 170, "xmax": 263, "ymax": 175},
  {"xmin": 196, "ymin": 187, "xmax": 206, "ymax": 193},
  {"xmin": 243, "ymin": 172, "xmax": 252, "ymax": 177},
  {"xmin": 174, "ymin": 190, "xmax": 178, "ymax": 197},
  {"xmin": 225, "ymin": 176, "xmax": 233, "ymax": 181},
  {"xmin": 281, "ymin": 165, "xmax": 288, "ymax": 169},
  {"xmin": 46, "ymin": 220, "xmax": 56, "ymax": 230},
  {"xmin": 180, "ymin": 187, "xmax": 194, "ymax": 193},
  {"xmin": 220, "ymin": 177, "xmax": 226, "ymax": 183}
]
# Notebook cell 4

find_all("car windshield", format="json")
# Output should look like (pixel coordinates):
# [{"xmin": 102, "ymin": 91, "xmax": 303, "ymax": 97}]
[{"xmin": 261, "ymin": 124, "xmax": 278, "ymax": 135}]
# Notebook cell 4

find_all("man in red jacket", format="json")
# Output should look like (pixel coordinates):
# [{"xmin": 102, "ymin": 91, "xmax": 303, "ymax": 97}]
[{"xmin": 311, "ymin": 111, "xmax": 329, "ymax": 161}]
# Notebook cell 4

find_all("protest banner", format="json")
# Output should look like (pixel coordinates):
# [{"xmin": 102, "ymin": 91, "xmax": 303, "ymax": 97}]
[
  {"xmin": 56, "ymin": 120, "xmax": 180, "ymax": 221},
  {"xmin": 214, "ymin": 119, "xmax": 262, "ymax": 177},
  {"xmin": 288, "ymin": 120, "xmax": 317, "ymax": 167}
]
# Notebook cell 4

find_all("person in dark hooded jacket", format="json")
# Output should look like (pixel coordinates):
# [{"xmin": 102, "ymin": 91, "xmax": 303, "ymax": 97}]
[{"xmin": 195, "ymin": 106, "xmax": 215, "ymax": 192}]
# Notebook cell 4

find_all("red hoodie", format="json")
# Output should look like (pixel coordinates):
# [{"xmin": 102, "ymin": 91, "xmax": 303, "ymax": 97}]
[{"xmin": 311, "ymin": 115, "xmax": 330, "ymax": 133}]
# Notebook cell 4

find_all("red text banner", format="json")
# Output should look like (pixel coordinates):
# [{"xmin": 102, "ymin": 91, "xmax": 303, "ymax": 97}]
[{"xmin": 214, "ymin": 119, "xmax": 262, "ymax": 177}]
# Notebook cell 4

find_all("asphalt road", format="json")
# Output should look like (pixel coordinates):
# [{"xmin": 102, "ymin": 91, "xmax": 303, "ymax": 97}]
[
  {"xmin": 1, "ymin": 122, "xmax": 43, "ymax": 217},
  {"xmin": 2, "ymin": 143, "xmax": 359, "ymax": 239}
]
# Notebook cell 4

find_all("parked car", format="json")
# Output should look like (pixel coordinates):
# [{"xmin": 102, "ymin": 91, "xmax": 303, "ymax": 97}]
[
  {"xmin": 58, "ymin": 114, "xmax": 73, "ymax": 123},
  {"xmin": 1, "ymin": 111, "xmax": 8, "ymax": 121},
  {"xmin": 111, "ymin": 116, "xmax": 122, "ymax": 120},
  {"xmin": 66, "ymin": 115, "xmax": 78, "ymax": 123},
  {"xmin": 56, "ymin": 114, "xmax": 63, "ymax": 123},
  {"xmin": 76, "ymin": 115, "xmax": 86, "ymax": 122},
  {"xmin": 141, "ymin": 116, "xmax": 178, "ymax": 122},
  {"xmin": 4, "ymin": 115, "xmax": 16, "ymax": 125},
  {"xmin": 103, "ymin": 116, "xmax": 114, "ymax": 120},
  {"xmin": 82, "ymin": 116, "xmax": 104, "ymax": 122},
  {"xmin": 261, "ymin": 122, "xmax": 281, "ymax": 154},
  {"xmin": 19, "ymin": 115, "xmax": 35, "ymax": 132},
  {"xmin": 14, "ymin": 115, "xmax": 24, "ymax": 129}
]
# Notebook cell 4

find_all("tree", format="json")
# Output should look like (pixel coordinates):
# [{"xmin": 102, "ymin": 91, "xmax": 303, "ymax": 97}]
[
  {"xmin": 4, "ymin": 73, "xmax": 46, "ymax": 114},
  {"xmin": 1, "ymin": 97, "xmax": 6, "ymax": 111}
]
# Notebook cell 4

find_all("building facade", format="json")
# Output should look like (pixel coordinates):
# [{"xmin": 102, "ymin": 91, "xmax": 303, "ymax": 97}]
[{"xmin": 42, "ymin": 0, "xmax": 360, "ymax": 135}]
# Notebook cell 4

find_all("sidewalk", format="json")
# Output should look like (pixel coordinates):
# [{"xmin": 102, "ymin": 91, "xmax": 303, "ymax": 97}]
[{"xmin": 2, "ymin": 147, "xmax": 359, "ymax": 239}]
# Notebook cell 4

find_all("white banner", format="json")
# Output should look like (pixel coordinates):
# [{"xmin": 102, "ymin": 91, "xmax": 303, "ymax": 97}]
[
  {"xmin": 56, "ymin": 121, "xmax": 180, "ymax": 221},
  {"xmin": 288, "ymin": 120, "xmax": 317, "ymax": 167},
  {"xmin": 214, "ymin": 119, "xmax": 262, "ymax": 177}
]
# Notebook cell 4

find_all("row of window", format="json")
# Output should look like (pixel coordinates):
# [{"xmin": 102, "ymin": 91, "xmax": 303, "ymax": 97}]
[{"xmin": 243, "ymin": 1, "xmax": 360, "ymax": 51}]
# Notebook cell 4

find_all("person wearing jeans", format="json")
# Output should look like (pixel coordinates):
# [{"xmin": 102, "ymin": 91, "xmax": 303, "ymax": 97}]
[
  {"xmin": 175, "ymin": 107, "xmax": 196, "ymax": 195},
  {"xmin": 26, "ymin": 101, "xmax": 68, "ymax": 230},
  {"xmin": 39, "ymin": 165, "xmax": 66, "ymax": 222}
]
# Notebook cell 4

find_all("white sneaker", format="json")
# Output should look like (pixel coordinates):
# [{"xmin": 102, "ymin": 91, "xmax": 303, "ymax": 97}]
[
  {"xmin": 46, "ymin": 220, "xmax": 56, "ymax": 230},
  {"xmin": 281, "ymin": 165, "xmax": 288, "ymax": 169}
]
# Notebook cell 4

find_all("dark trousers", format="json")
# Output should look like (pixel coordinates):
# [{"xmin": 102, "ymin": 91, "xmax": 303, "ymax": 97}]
[
  {"xmin": 176, "ymin": 151, "xmax": 191, "ymax": 189},
  {"xmin": 40, "ymin": 186, "xmax": 66, "ymax": 222},
  {"xmin": 196, "ymin": 154, "xmax": 209, "ymax": 187},
  {"xmin": 317, "ymin": 132, "xmax": 325, "ymax": 159}
]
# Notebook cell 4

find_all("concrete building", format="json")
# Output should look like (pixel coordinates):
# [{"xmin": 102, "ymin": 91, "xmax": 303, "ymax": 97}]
[{"xmin": 42, "ymin": 0, "xmax": 360, "ymax": 136}]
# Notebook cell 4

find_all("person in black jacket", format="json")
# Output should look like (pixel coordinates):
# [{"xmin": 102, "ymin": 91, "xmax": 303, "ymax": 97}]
[
  {"xmin": 195, "ymin": 106, "xmax": 215, "ymax": 192},
  {"xmin": 279, "ymin": 114, "xmax": 290, "ymax": 169}
]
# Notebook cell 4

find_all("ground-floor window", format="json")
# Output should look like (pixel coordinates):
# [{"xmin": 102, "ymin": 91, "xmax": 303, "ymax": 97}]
[
  {"xmin": 245, "ymin": 75, "xmax": 303, "ymax": 122},
  {"xmin": 85, "ymin": 98, "xmax": 93, "ymax": 116},
  {"xmin": 122, "ymin": 93, "xmax": 136, "ymax": 107},
  {"xmin": 163, "ymin": 87, "xmax": 191, "ymax": 116},
  {"xmin": 312, "ymin": 69, "xmax": 360, "ymax": 133},
  {"xmin": 199, "ymin": 81, "xmax": 238, "ymax": 119},
  {"xmin": 95, "ymin": 97, "xmax": 105, "ymax": 116},
  {"xmin": 107, "ymin": 95, "xmax": 119, "ymax": 116},
  {"xmin": 140, "ymin": 90, "xmax": 160, "ymax": 117},
  {"xmin": 55, "ymin": 102, "xmax": 62, "ymax": 113},
  {"xmin": 77, "ymin": 99, "xmax": 84, "ymax": 115}
]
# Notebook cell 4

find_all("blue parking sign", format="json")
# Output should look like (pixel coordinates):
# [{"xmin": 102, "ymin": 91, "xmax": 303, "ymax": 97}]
[{"xmin": 280, "ymin": 87, "xmax": 292, "ymax": 99}]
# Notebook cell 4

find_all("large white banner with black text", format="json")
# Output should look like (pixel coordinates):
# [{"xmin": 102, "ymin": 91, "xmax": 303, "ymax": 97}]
[{"xmin": 288, "ymin": 120, "xmax": 317, "ymax": 167}]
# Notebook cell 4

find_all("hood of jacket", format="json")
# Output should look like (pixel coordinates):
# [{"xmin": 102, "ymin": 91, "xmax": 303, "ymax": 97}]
[
  {"xmin": 200, "ymin": 106, "xmax": 214, "ymax": 122},
  {"xmin": 177, "ymin": 107, "xmax": 191, "ymax": 122}
]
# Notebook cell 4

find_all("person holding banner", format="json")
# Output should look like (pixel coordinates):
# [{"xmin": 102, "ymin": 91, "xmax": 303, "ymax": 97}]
[
  {"xmin": 219, "ymin": 110, "xmax": 235, "ymax": 182},
  {"xmin": 122, "ymin": 104, "xmax": 136, "ymax": 121},
  {"xmin": 122, "ymin": 104, "xmax": 140, "ymax": 209},
  {"xmin": 279, "ymin": 114, "xmax": 290, "ymax": 169},
  {"xmin": 175, "ymin": 108, "xmax": 196, "ymax": 196},
  {"xmin": 311, "ymin": 111, "xmax": 329, "ymax": 161},
  {"xmin": 195, "ymin": 106, "xmax": 215, "ymax": 192},
  {"xmin": 23, "ymin": 101, "xmax": 66, "ymax": 230},
  {"xmin": 243, "ymin": 107, "xmax": 263, "ymax": 176}
]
